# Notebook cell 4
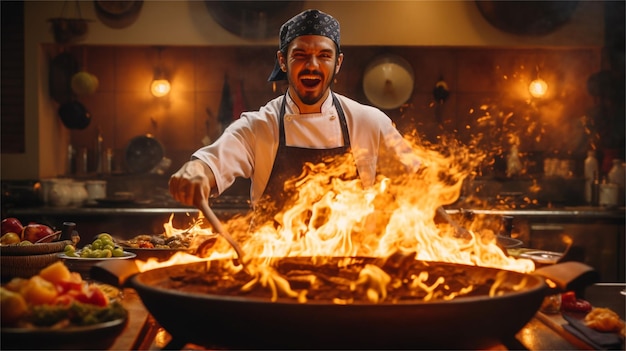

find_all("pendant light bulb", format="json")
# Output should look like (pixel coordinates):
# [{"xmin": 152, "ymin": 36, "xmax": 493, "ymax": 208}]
[
  {"xmin": 151, "ymin": 47, "xmax": 170, "ymax": 97},
  {"xmin": 529, "ymin": 78, "xmax": 547, "ymax": 98},
  {"xmin": 151, "ymin": 78, "xmax": 170, "ymax": 97}
]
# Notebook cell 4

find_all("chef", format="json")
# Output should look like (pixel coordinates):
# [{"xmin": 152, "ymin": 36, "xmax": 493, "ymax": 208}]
[{"xmin": 169, "ymin": 9, "xmax": 421, "ymax": 223}]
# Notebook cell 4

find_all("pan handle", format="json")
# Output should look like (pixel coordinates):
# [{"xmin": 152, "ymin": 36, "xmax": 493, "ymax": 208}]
[
  {"xmin": 91, "ymin": 259, "xmax": 141, "ymax": 288},
  {"xmin": 533, "ymin": 261, "xmax": 599, "ymax": 293}
]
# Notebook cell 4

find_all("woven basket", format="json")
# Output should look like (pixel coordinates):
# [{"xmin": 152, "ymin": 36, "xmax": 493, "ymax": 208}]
[
  {"xmin": 0, "ymin": 240, "xmax": 72, "ymax": 256},
  {"xmin": 1, "ymin": 252, "xmax": 62, "ymax": 280}
]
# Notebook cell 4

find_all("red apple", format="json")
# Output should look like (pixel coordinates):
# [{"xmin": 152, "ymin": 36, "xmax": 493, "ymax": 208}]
[
  {"xmin": 1, "ymin": 218, "xmax": 23, "ymax": 237},
  {"xmin": 22, "ymin": 223, "xmax": 55, "ymax": 243}
]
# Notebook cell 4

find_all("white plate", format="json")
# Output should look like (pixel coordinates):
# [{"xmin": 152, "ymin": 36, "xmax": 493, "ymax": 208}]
[
  {"xmin": 58, "ymin": 251, "xmax": 136, "ymax": 260},
  {"xmin": 58, "ymin": 251, "xmax": 136, "ymax": 279}
]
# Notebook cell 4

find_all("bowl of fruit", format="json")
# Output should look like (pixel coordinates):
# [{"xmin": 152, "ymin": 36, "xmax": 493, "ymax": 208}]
[
  {"xmin": 58, "ymin": 233, "xmax": 136, "ymax": 280},
  {"xmin": 1, "ymin": 218, "xmax": 71, "ymax": 281},
  {"xmin": 1, "ymin": 261, "xmax": 128, "ymax": 350}
]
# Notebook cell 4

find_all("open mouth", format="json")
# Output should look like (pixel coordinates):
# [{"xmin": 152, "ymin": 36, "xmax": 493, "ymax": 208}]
[{"xmin": 300, "ymin": 75, "xmax": 322, "ymax": 88}]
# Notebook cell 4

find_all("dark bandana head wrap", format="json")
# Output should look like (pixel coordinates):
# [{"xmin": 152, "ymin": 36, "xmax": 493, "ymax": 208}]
[{"xmin": 267, "ymin": 9, "xmax": 340, "ymax": 81}]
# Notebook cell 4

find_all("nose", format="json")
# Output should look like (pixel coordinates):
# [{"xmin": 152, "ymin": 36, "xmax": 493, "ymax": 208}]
[{"xmin": 304, "ymin": 55, "xmax": 319, "ymax": 69}]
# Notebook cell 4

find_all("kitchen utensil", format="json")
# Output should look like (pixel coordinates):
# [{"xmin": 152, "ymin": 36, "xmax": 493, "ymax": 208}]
[
  {"xmin": 92, "ymin": 258, "xmax": 597, "ymax": 350},
  {"xmin": 58, "ymin": 100, "xmax": 91, "ymax": 130},
  {"xmin": 47, "ymin": 0, "xmax": 91, "ymax": 43},
  {"xmin": 95, "ymin": 0, "xmax": 144, "ymax": 29},
  {"xmin": 49, "ymin": 51, "xmax": 79, "ymax": 104},
  {"xmin": 124, "ymin": 134, "xmax": 164, "ymax": 174},
  {"xmin": 34, "ymin": 230, "xmax": 62, "ymax": 244},
  {"xmin": 362, "ymin": 53, "xmax": 414, "ymax": 110},
  {"xmin": 196, "ymin": 201, "xmax": 247, "ymax": 268},
  {"xmin": 436, "ymin": 206, "xmax": 471, "ymax": 239}
]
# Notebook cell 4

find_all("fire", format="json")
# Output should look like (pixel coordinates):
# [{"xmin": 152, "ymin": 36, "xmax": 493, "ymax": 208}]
[
  {"xmin": 234, "ymin": 139, "xmax": 534, "ymax": 274},
  {"xmin": 141, "ymin": 137, "xmax": 536, "ymax": 302}
]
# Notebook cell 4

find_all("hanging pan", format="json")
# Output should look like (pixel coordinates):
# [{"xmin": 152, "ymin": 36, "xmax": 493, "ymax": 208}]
[{"xmin": 362, "ymin": 54, "xmax": 415, "ymax": 110}]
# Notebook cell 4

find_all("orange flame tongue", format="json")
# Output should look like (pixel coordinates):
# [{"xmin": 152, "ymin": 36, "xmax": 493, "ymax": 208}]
[{"xmin": 240, "ymin": 144, "xmax": 533, "ymax": 274}]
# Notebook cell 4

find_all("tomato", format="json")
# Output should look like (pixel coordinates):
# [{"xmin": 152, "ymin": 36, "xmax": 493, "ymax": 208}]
[
  {"xmin": 73, "ymin": 285, "xmax": 109, "ymax": 307},
  {"xmin": 139, "ymin": 241, "xmax": 154, "ymax": 248},
  {"xmin": 56, "ymin": 279, "xmax": 84, "ymax": 294},
  {"xmin": 53, "ymin": 294, "xmax": 75, "ymax": 306},
  {"xmin": 561, "ymin": 291, "xmax": 576, "ymax": 303},
  {"xmin": 560, "ymin": 291, "xmax": 592, "ymax": 313}
]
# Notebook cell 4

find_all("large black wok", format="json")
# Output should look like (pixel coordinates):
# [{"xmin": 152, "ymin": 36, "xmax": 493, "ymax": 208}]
[{"xmin": 92, "ymin": 257, "xmax": 598, "ymax": 350}]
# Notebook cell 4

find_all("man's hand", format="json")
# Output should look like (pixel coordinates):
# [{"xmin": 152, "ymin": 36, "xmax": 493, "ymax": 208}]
[{"xmin": 168, "ymin": 159, "xmax": 215, "ymax": 206}]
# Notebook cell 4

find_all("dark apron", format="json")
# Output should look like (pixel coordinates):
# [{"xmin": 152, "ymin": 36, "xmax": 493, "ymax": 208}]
[{"xmin": 254, "ymin": 92, "xmax": 353, "ymax": 227}]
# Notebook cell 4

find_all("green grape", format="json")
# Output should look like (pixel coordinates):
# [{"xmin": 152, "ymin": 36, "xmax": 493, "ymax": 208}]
[
  {"xmin": 99, "ymin": 235, "xmax": 113, "ymax": 244},
  {"xmin": 91, "ymin": 239, "xmax": 103, "ymax": 250},
  {"xmin": 100, "ymin": 249, "xmax": 112, "ymax": 258},
  {"xmin": 97, "ymin": 233, "xmax": 113, "ymax": 241},
  {"xmin": 112, "ymin": 247, "xmax": 125, "ymax": 257},
  {"xmin": 103, "ymin": 244, "xmax": 114, "ymax": 252}
]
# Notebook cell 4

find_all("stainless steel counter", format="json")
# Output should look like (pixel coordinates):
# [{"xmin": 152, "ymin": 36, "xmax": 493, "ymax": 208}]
[
  {"xmin": 7, "ymin": 205, "xmax": 624, "ymax": 218},
  {"xmin": 446, "ymin": 206, "xmax": 625, "ymax": 219}
]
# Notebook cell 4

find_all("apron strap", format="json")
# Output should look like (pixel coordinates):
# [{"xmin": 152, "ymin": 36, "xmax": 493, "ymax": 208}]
[{"xmin": 278, "ymin": 92, "xmax": 350, "ymax": 148}]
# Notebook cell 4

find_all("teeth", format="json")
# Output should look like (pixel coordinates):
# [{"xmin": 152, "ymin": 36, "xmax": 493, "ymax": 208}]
[{"xmin": 301, "ymin": 76, "xmax": 320, "ymax": 80}]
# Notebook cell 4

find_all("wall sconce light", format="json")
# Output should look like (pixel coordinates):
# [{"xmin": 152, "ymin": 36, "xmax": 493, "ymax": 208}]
[
  {"xmin": 151, "ymin": 71, "xmax": 170, "ymax": 97},
  {"xmin": 151, "ymin": 47, "xmax": 170, "ymax": 97},
  {"xmin": 528, "ymin": 66, "xmax": 548, "ymax": 98}
]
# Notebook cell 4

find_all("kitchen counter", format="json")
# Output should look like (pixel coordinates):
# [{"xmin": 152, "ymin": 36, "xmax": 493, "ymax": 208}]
[
  {"xmin": 5, "ymin": 204, "xmax": 624, "ymax": 282},
  {"xmin": 6, "ymin": 204, "xmax": 624, "ymax": 218},
  {"xmin": 103, "ymin": 284, "xmax": 624, "ymax": 350},
  {"xmin": 446, "ymin": 206, "xmax": 626, "ymax": 219}
]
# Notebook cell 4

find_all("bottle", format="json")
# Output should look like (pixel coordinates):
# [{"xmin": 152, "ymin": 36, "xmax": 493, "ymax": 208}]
[
  {"xmin": 608, "ymin": 159, "xmax": 625, "ymax": 206},
  {"xmin": 608, "ymin": 159, "xmax": 625, "ymax": 187},
  {"xmin": 66, "ymin": 144, "xmax": 75, "ymax": 175},
  {"xmin": 591, "ymin": 171, "xmax": 600, "ymax": 206},
  {"xmin": 77, "ymin": 147, "xmax": 88, "ymax": 175},
  {"xmin": 599, "ymin": 177, "xmax": 618, "ymax": 208},
  {"xmin": 584, "ymin": 151, "xmax": 599, "ymax": 204},
  {"xmin": 95, "ymin": 128, "xmax": 103, "ymax": 174}
]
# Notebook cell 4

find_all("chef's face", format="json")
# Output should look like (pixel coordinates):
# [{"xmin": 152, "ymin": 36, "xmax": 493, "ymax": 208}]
[{"xmin": 279, "ymin": 35, "xmax": 343, "ymax": 107}]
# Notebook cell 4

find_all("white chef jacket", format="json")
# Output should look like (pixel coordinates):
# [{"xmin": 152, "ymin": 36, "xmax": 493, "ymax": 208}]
[{"xmin": 192, "ymin": 92, "xmax": 421, "ymax": 204}]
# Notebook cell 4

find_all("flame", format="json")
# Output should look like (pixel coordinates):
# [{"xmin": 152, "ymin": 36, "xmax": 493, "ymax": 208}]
[{"xmin": 143, "ymin": 137, "xmax": 536, "ymax": 302}]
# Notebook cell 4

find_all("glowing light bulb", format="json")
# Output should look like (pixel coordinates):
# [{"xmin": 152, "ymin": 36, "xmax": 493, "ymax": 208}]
[
  {"xmin": 151, "ymin": 79, "xmax": 171, "ymax": 97},
  {"xmin": 528, "ymin": 78, "xmax": 548, "ymax": 98}
]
